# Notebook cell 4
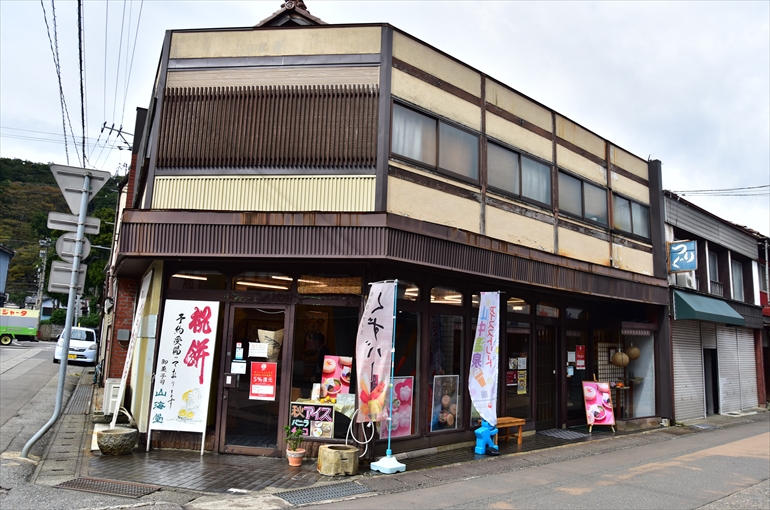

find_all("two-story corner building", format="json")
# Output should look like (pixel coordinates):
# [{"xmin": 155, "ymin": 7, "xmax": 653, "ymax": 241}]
[
  {"xmin": 664, "ymin": 191, "xmax": 766, "ymax": 421},
  {"xmin": 104, "ymin": 2, "xmax": 672, "ymax": 459}
]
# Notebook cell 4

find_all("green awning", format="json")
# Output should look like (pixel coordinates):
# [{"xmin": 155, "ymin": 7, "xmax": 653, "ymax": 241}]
[{"xmin": 673, "ymin": 290, "xmax": 746, "ymax": 326}]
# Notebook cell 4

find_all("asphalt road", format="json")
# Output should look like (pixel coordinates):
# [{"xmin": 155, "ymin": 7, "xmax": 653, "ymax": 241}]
[
  {"xmin": 0, "ymin": 341, "xmax": 59, "ymax": 427},
  {"xmin": 310, "ymin": 420, "xmax": 770, "ymax": 510}
]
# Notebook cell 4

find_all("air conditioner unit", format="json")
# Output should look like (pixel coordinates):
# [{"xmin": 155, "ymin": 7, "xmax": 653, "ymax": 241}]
[{"xmin": 675, "ymin": 271, "xmax": 697, "ymax": 290}]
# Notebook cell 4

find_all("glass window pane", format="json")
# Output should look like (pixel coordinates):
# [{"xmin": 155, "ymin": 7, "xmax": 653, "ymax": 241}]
[
  {"xmin": 558, "ymin": 172, "xmax": 582, "ymax": 217},
  {"xmin": 506, "ymin": 322, "xmax": 530, "ymax": 419},
  {"xmin": 430, "ymin": 287, "xmax": 464, "ymax": 306},
  {"xmin": 398, "ymin": 281, "xmax": 420, "ymax": 301},
  {"xmin": 430, "ymin": 314, "xmax": 463, "ymax": 431},
  {"xmin": 439, "ymin": 123, "xmax": 479, "ymax": 180},
  {"xmin": 536, "ymin": 302, "xmax": 559, "ymax": 318},
  {"xmin": 297, "ymin": 275, "xmax": 362, "ymax": 295},
  {"xmin": 732, "ymin": 260, "xmax": 744, "ymax": 301},
  {"xmin": 522, "ymin": 157, "xmax": 551, "ymax": 205},
  {"xmin": 708, "ymin": 251, "xmax": 719, "ymax": 281},
  {"xmin": 624, "ymin": 334, "xmax": 656, "ymax": 418},
  {"xmin": 169, "ymin": 270, "xmax": 226, "ymax": 290},
  {"xmin": 487, "ymin": 143, "xmax": 520, "ymax": 195},
  {"xmin": 631, "ymin": 202, "xmax": 650, "ymax": 238},
  {"xmin": 583, "ymin": 181, "xmax": 607, "ymax": 225},
  {"xmin": 391, "ymin": 311, "xmax": 420, "ymax": 436},
  {"xmin": 234, "ymin": 272, "xmax": 292, "ymax": 292},
  {"xmin": 613, "ymin": 195, "xmax": 632, "ymax": 232},
  {"xmin": 392, "ymin": 104, "xmax": 436, "ymax": 166},
  {"xmin": 506, "ymin": 297, "xmax": 530, "ymax": 315}
]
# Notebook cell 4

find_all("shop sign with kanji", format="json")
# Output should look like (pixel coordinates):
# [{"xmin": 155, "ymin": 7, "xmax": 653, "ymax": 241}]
[{"xmin": 148, "ymin": 300, "xmax": 220, "ymax": 434}]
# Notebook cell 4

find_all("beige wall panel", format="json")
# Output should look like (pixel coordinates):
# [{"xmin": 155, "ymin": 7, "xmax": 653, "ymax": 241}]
[
  {"xmin": 556, "ymin": 145, "xmax": 606, "ymax": 185},
  {"xmin": 166, "ymin": 66, "xmax": 379, "ymax": 88},
  {"xmin": 392, "ymin": 32, "xmax": 480, "ymax": 97},
  {"xmin": 388, "ymin": 178, "xmax": 480, "ymax": 233},
  {"xmin": 558, "ymin": 227, "xmax": 610, "ymax": 266},
  {"xmin": 486, "ymin": 206, "xmax": 554, "ymax": 253},
  {"xmin": 555, "ymin": 115, "xmax": 605, "ymax": 160},
  {"xmin": 612, "ymin": 243, "xmax": 654, "ymax": 275},
  {"xmin": 152, "ymin": 175, "xmax": 376, "ymax": 211},
  {"xmin": 487, "ymin": 113, "xmax": 553, "ymax": 162},
  {"xmin": 485, "ymin": 81, "xmax": 552, "ymax": 133},
  {"xmin": 610, "ymin": 146, "xmax": 648, "ymax": 180},
  {"xmin": 388, "ymin": 160, "xmax": 480, "ymax": 192},
  {"xmin": 611, "ymin": 172, "xmax": 650, "ymax": 204},
  {"xmin": 170, "ymin": 27, "xmax": 381, "ymax": 59},
  {"xmin": 392, "ymin": 69, "xmax": 481, "ymax": 131}
]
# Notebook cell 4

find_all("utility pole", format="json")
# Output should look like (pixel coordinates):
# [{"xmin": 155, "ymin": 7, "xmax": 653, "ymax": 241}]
[{"xmin": 35, "ymin": 239, "xmax": 51, "ymax": 327}]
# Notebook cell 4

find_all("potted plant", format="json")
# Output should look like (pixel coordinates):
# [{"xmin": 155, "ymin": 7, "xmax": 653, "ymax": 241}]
[{"xmin": 284, "ymin": 425, "xmax": 306, "ymax": 466}]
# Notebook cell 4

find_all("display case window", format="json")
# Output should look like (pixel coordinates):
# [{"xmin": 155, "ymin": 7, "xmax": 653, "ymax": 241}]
[
  {"xmin": 296, "ymin": 275, "xmax": 362, "ymax": 295},
  {"xmin": 536, "ymin": 302, "xmax": 559, "ymax": 318},
  {"xmin": 398, "ymin": 281, "xmax": 420, "ymax": 301},
  {"xmin": 505, "ymin": 321, "xmax": 530, "ymax": 419}
]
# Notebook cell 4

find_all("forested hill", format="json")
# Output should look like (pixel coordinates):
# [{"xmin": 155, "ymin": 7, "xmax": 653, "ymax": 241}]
[{"xmin": 0, "ymin": 157, "xmax": 121, "ymax": 307}]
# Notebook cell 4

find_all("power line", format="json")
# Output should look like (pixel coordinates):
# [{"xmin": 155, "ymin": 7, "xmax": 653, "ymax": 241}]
[
  {"xmin": 119, "ymin": 0, "xmax": 144, "ymax": 130},
  {"xmin": 78, "ymin": 0, "xmax": 86, "ymax": 167}
]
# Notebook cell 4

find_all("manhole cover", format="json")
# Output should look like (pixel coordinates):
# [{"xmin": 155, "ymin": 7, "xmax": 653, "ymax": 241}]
[
  {"xmin": 55, "ymin": 477, "xmax": 160, "ymax": 498},
  {"xmin": 275, "ymin": 482, "xmax": 370, "ymax": 505}
]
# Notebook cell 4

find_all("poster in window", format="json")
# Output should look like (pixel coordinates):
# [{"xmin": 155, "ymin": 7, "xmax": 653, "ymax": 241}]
[
  {"xmin": 506, "ymin": 370, "xmax": 518, "ymax": 386},
  {"xmin": 517, "ymin": 357, "xmax": 527, "ymax": 370},
  {"xmin": 249, "ymin": 361, "xmax": 277, "ymax": 401},
  {"xmin": 576, "ymin": 345, "xmax": 586, "ymax": 370},
  {"xmin": 380, "ymin": 376, "xmax": 414, "ymax": 438},
  {"xmin": 517, "ymin": 370, "xmax": 527, "ymax": 395},
  {"xmin": 321, "ymin": 355, "xmax": 352, "ymax": 396},
  {"xmin": 431, "ymin": 375, "xmax": 459, "ymax": 431}
]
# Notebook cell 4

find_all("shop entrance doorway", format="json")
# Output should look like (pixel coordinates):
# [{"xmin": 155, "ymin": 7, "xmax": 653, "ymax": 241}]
[
  {"xmin": 536, "ymin": 326, "xmax": 557, "ymax": 429},
  {"xmin": 219, "ymin": 306, "xmax": 289, "ymax": 456}
]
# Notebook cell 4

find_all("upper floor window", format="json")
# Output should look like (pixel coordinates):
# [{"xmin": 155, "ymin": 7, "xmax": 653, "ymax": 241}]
[
  {"xmin": 392, "ymin": 103, "xmax": 479, "ymax": 182},
  {"xmin": 233, "ymin": 272, "xmax": 292, "ymax": 292},
  {"xmin": 708, "ymin": 250, "xmax": 723, "ymax": 297},
  {"xmin": 558, "ymin": 171, "xmax": 607, "ymax": 226},
  {"xmin": 760, "ymin": 263, "xmax": 768, "ymax": 292},
  {"xmin": 431, "ymin": 286, "xmax": 464, "ymax": 306},
  {"xmin": 731, "ymin": 260, "xmax": 744, "ymax": 301},
  {"xmin": 613, "ymin": 195, "xmax": 650, "ymax": 239},
  {"xmin": 507, "ymin": 297, "xmax": 531, "ymax": 315},
  {"xmin": 488, "ymin": 142, "xmax": 551, "ymax": 206},
  {"xmin": 536, "ymin": 302, "xmax": 559, "ymax": 318}
]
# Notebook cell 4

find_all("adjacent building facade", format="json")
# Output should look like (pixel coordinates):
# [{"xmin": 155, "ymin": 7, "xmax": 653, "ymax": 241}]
[
  {"xmin": 103, "ymin": 3, "xmax": 673, "ymax": 458},
  {"xmin": 665, "ymin": 191, "xmax": 766, "ymax": 421}
]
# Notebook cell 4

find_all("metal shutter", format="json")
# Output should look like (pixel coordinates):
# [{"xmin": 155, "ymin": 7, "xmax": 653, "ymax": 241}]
[
  {"xmin": 736, "ymin": 328, "xmax": 758, "ymax": 410},
  {"xmin": 716, "ymin": 326, "xmax": 741, "ymax": 414},
  {"xmin": 701, "ymin": 322, "xmax": 717, "ymax": 350},
  {"xmin": 672, "ymin": 320, "xmax": 705, "ymax": 421}
]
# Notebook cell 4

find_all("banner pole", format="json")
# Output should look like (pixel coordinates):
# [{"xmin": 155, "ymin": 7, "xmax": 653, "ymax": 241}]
[{"xmin": 385, "ymin": 280, "xmax": 398, "ymax": 457}]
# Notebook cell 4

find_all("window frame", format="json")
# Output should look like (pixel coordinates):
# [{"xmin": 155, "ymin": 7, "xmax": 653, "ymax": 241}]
[
  {"xmin": 486, "ymin": 139, "xmax": 553, "ymax": 209},
  {"xmin": 557, "ymin": 169, "xmax": 608, "ymax": 228},
  {"xmin": 390, "ymin": 101, "xmax": 480, "ymax": 185},
  {"xmin": 611, "ymin": 192, "xmax": 651, "ymax": 241}
]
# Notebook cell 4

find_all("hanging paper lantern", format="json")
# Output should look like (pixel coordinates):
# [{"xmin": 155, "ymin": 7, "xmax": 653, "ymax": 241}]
[
  {"xmin": 625, "ymin": 344, "xmax": 641, "ymax": 361},
  {"xmin": 611, "ymin": 351, "xmax": 629, "ymax": 368}
]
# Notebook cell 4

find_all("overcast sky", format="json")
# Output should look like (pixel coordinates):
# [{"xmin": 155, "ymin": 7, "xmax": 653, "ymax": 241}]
[{"xmin": 1, "ymin": 1, "xmax": 768, "ymax": 235}]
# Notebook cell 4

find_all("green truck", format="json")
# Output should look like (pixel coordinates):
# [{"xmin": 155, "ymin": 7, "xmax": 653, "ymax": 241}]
[{"xmin": 0, "ymin": 307, "xmax": 40, "ymax": 344}]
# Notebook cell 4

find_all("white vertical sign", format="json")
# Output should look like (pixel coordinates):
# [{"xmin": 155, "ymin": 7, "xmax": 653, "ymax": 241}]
[
  {"xmin": 147, "ymin": 300, "xmax": 220, "ymax": 441},
  {"xmin": 468, "ymin": 292, "xmax": 500, "ymax": 426}
]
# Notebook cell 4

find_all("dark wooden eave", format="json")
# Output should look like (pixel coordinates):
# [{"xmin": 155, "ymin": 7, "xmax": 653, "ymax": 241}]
[{"xmin": 115, "ymin": 210, "xmax": 668, "ymax": 305}]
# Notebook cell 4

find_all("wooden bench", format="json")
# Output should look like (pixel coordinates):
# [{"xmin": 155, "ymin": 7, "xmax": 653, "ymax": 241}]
[{"xmin": 494, "ymin": 417, "xmax": 526, "ymax": 445}]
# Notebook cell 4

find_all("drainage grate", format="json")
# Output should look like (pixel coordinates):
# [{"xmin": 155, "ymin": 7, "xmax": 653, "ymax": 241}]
[
  {"xmin": 537, "ymin": 428, "xmax": 589, "ymax": 440},
  {"xmin": 55, "ymin": 477, "xmax": 160, "ymax": 498},
  {"xmin": 64, "ymin": 384, "xmax": 93, "ymax": 415},
  {"xmin": 275, "ymin": 482, "xmax": 370, "ymax": 505}
]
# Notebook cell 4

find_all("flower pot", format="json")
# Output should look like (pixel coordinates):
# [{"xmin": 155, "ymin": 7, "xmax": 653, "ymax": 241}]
[{"xmin": 286, "ymin": 448, "xmax": 306, "ymax": 467}]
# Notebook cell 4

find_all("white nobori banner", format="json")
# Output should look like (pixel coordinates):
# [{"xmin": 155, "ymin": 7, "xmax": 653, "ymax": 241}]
[{"xmin": 468, "ymin": 292, "xmax": 500, "ymax": 426}]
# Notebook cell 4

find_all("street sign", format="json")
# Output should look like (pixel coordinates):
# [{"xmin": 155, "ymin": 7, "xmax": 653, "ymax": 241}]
[
  {"xmin": 668, "ymin": 240, "xmax": 697, "ymax": 273},
  {"xmin": 56, "ymin": 233, "xmax": 91, "ymax": 263},
  {"xmin": 47, "ymin": 212, "xmax": 100, "ymax": 235},
  {"xmin": 50, "ymin": 164, "xmax": 111, "ymax": 216},
  {"xmin": 48, "ymin": 260, "xmax": 88, "ymax": 294}
]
